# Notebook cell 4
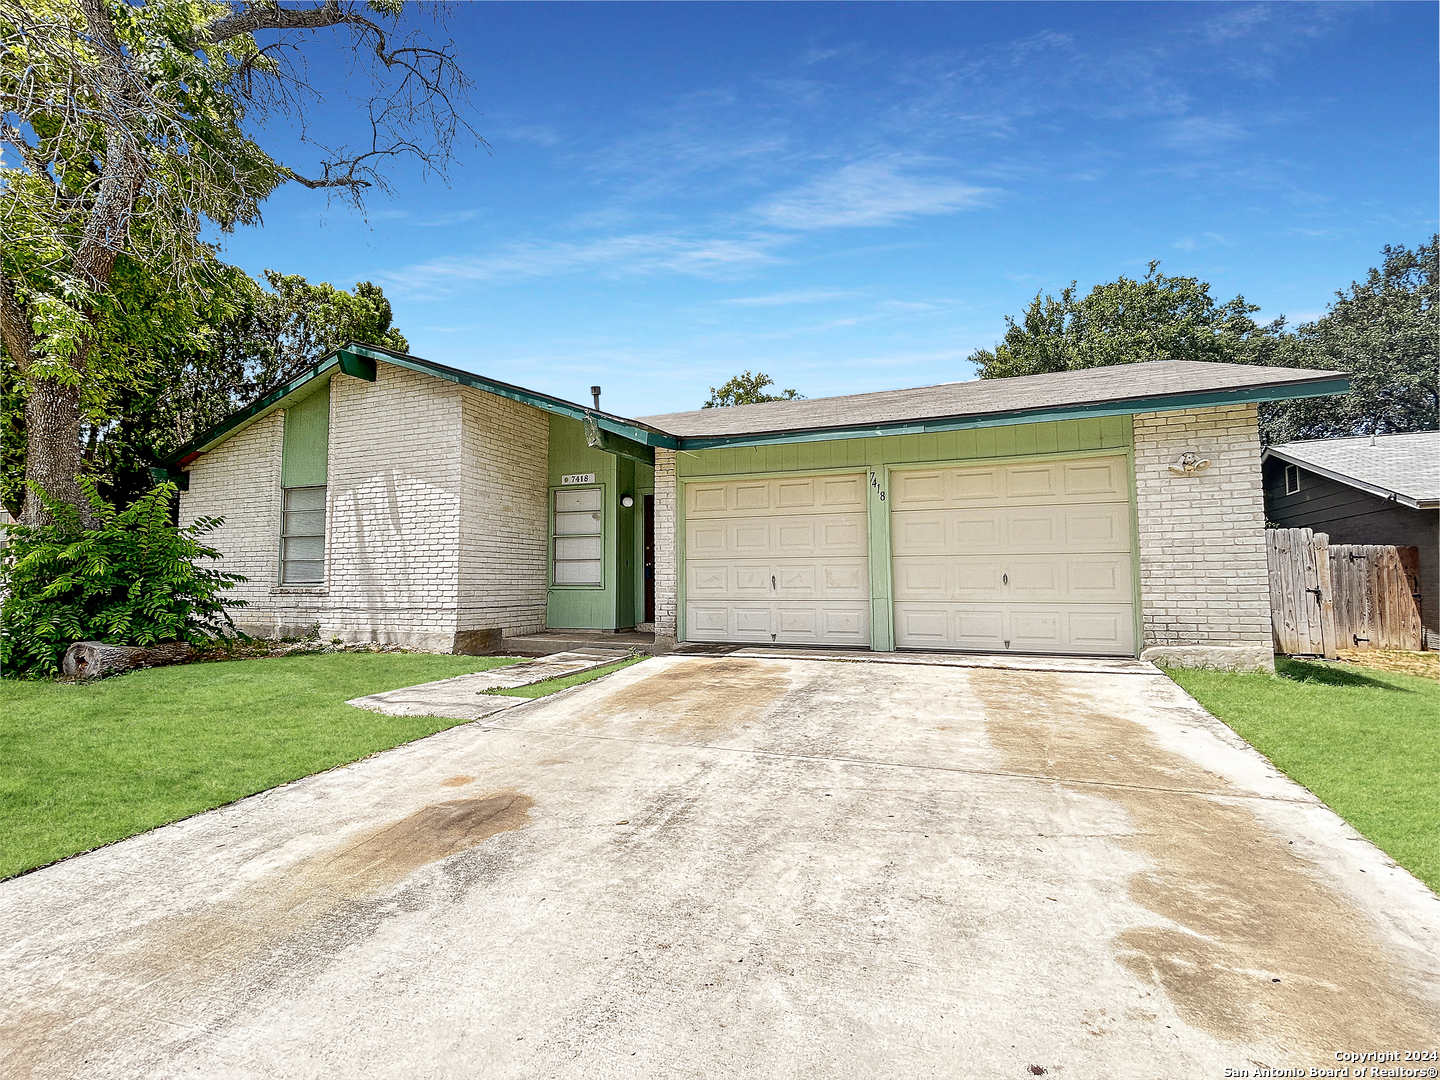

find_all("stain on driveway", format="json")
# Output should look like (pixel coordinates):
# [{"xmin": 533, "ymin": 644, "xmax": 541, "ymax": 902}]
[{"xmin": 1, "ymin": 655, "xmax": 1435, "ymax": 1079}]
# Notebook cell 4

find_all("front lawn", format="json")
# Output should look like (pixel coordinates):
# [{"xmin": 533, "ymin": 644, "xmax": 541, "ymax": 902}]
[
  {"xmin": 1169, "ymin": 658, "xmax": 1439, "ymax": 893},
  {"xmin": 0, "ymin": 652, "xmax": 522, "ymax": 880}
]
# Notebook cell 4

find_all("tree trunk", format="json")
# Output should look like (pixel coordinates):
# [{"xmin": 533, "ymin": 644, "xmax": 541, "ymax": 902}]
[
  {"xmin": 62, "ymin": 640, "xmax": 196, "ymax": 678},
  {"xmin": 22, "ymin": 376, "xmax": 95, "ymax": 527}
]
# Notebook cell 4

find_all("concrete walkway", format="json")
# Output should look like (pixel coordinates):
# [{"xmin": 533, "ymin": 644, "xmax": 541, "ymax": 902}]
[
  {"xmin": 2, "ymin": 655, "xmax": 1436, "ymax": 1079},
  {"xmin": 347, "ymin": 648, "xmax": 632, "ymax": 719}
]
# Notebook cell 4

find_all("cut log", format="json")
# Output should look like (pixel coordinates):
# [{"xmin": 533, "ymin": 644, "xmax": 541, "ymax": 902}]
[{"xmin": 62, "ymin": 641, "xmax": 196, "ymax": 679}]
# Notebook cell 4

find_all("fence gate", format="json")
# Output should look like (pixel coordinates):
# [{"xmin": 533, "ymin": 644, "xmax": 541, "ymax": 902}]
[{"xmin": 1266, "ymin": 528, "xmax": 1424, "ymax": 656}]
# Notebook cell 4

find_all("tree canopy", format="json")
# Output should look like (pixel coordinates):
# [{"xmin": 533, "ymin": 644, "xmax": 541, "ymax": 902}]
[
  {"xmin": 1, "ymin": 0, "xmax": 472, "ymax": 523},
  {"xmin": 970, "ymin": 242, "xmax": 1439, "ymax": 443},
  {"xmin": 968, "ymin": 262, "xmax": 1284, "ymax": 379},
  {"xmin": 1, "ymin": 266, "xmax": 409, "ymax": 517},
  {"xmin": 702, "ymin": 371, "xmax": 803, "ymax": 409}
]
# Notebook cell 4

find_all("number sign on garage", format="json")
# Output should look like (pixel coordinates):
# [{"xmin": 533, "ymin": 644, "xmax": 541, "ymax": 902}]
[
  {"xmin": 889, "ymin": 455, "xmax": 1136, "ymax": 656},
  {"xmin": 685, "ymin": 473, "xmax": 870, "ymax": 646}
]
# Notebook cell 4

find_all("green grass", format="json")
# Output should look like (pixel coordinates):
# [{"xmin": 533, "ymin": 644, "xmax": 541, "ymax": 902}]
[
  {"xmin": 0, "ymin": 652, "xmax": 522, "ymax": 880},
  {"xmin": 1169, "ymin": 658, "xmax": 1440, "ymax": 893},
  {"xmin": 488, "ymin": 655, "xmax": 646, "ymax": 698}
]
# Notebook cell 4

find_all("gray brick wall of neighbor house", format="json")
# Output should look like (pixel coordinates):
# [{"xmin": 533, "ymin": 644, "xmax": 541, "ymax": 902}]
[
  {"xmin": 1132, "ymin": 404, "xmax": 1275, "ymax": 672},
  {"xmin": 652, "ymin": 447, "xmax": 679, "ymax": 647},
  {"xmin": 1263, "ymin": 461, "xmax": 1439, "ymax": 636},
  {"xmin": 180, "ymin": 363, "xmax": 551, "ymax": 651}
]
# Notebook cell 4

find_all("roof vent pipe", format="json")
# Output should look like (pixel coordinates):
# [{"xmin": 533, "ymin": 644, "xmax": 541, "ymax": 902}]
[{"xmin": 591, "ymin": 385, "xmax": 602, "ymax": 410}]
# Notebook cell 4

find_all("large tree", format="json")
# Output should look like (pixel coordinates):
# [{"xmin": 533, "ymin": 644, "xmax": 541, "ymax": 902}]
[
  {"xmin": 970, "ymin": 245, "xmax": 1439, "ymax": 443},
  {"xmin": 969, "ymin": 262, "xmax": 1285, "ymax": 379},
  {"xmin": 1260, "ymin": 237, "xmax": 1438, "ymax": 442},
  {"xmin": 1, "ymin": 0, "xmax": 472, "ymax": 524}
]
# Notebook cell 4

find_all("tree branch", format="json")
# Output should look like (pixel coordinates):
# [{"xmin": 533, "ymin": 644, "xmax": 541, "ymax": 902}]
[{"xmin": 199, "ymin": 1, "xmax": 352, "ymax": 45}]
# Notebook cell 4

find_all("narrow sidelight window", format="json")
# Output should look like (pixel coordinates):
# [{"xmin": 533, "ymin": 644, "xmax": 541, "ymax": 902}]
[
  {"xmin": 553, "ymin": 486, "xmax": 602, "ymax": 585},
  {"xmin": 281, "ymin": 485, "xmax": 327, "ymax": 583}
]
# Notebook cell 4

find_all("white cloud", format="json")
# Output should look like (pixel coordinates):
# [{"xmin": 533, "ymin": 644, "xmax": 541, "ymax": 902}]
[
  {"xmin": 755, "ymin": 157, "xmax": 992, "ymax": 230},
  {"xmin": 1159, "ymin": 116, "xmax": 1247, "ymax": 151},
  {"xmin": 1171, "ymin": 232, "xmax": 1234, "ymax": 251},
  {"xmin": 382, "ymin": 231, "xmax": 786, "ymax": 297},
  {"xmin": 717, "ymin": 288, "xmax": 863, "ymax": 306}
]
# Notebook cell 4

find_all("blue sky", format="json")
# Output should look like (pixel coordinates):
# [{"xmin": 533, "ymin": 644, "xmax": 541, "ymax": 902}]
[{"xmin": 219, "ymin": 1, "xmax": 1439, "ymax": 418}]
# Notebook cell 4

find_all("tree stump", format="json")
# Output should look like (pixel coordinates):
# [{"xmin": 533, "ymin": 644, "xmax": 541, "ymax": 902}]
[{"xmin": 62, "ymin": 641, "xmax": 196, "ymax": 678}]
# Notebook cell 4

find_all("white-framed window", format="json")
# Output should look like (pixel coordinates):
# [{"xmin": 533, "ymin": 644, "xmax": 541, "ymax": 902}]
[
  {"xmin": 553, "ymin": 486, "xmax": 602, "ymax": 586},
  {"xmin": 281, "ymin": 485, "xmax": 327, "ymax": 584},
  {"xmin": 1284, "ymin": 463, "xmax": 1301, "ymax": 495}
]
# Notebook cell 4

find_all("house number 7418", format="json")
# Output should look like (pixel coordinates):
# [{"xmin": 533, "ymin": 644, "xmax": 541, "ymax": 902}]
[{"xmin": 869, "ymin": 471, "xmax": 886, "ymax": 501}]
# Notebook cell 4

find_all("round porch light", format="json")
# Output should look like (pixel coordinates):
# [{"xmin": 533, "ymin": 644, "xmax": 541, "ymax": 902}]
[{"xmin": 620, "ymin": 495, "xmax": 635, "ymax": 508}]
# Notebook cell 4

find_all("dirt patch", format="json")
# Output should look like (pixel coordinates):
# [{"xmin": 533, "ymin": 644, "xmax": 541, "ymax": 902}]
[
  {"xmin": 2, "ymin": 793, "xmax": 533, "ymax": 1078},
  {"xmin": 968, "ymin": 669, "xmax": 1438, "ymax": 1052},
  {"xmin": 583, "ymin": 658, "xmax": 791, "ymax": 739},
  {"xmin": 441, "ymin": 774, "xmax": 475, "ymax": 787},
  {"xmin": 1335, "ymin": 649, "xmax": 1438, "ymax": 681}
]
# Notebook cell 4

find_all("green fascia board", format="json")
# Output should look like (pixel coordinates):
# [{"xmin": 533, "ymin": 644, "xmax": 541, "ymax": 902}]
[
  {"xmin": 343, "ymin": 343, "xmax": 678, "ymax": 449},
  {"xmin": 165, "ymin": 341, "xmax": 679, "ymax": 468},
  {"xmin": 583, "ymin": 415, "xmax": 656, "ymax": 465},
  {"xmin": 672, "ymin": 376, "xmax": 1352, "ymax": 451}
]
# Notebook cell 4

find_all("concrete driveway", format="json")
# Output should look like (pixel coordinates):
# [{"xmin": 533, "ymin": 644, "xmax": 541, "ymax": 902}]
[{"xmin": 2, "ymin": 654, "xmax": 1436, "ymax": 1079}]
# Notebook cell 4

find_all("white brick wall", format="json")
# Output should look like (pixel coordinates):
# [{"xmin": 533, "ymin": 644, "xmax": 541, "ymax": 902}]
[
  {"xmin": 653, "ymin": 447, "xmax": 678, "ymax": 640},
  {"xmin": 180, "ymin": 362, "xmax": 553, "ymax": 652},
  {"xmin": 1133, "ymin": 404, "xmax": 1272, "ymax": 650},
  {"xmin": 458, "ymin": 386, "xmax": 549, "ymax": 638}
]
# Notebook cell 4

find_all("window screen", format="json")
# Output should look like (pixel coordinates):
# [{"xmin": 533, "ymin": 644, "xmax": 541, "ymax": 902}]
[
  {"xmin": 1284, "ymin": 463, "xmax": 1300, "ymax": 495},
  {"xmin": 281, "ymin": 485, "xmax": 326, "ymax": 584},
  {"xmin": 553, "ymin": 487, "xmax": 602, "ymax": 585}
]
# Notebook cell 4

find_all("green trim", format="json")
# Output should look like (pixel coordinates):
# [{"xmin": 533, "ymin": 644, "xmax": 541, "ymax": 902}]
[
  {"xmin": 584, "ymin": 415, "xmax": 656, "ymax": 465},
  {"xmin": 165, "ymin": 341, "xmax": 680, "ymax": 468},
  {"xmin": 672, "ymin": 377, "xmax": 1351, "ymax": 451},
  {"xmin": 866, "ymin": 464, "xmax": 894, "ymax": 652},
  {"xmin": 343, "ymin": 344, "xmax": 676, "ymax": 449}
]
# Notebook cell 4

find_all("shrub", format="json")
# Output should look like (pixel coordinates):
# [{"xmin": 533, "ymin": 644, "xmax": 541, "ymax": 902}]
[{"xmin": 0, "ymin": 481, "xmax": 246, "ymax": 677}]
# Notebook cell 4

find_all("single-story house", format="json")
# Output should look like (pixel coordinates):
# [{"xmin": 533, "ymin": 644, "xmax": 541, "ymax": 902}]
[
  {"xmin": 164, "ymin": 344, "xmax": 1348, "ymax": 671},
  {"xmin": 1262, "ymin": 431, "xmax": 1438, "ymax": 643}
]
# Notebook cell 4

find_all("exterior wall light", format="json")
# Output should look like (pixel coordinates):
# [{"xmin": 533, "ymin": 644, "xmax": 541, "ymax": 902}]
[{"xmin": 620, "ymin": 495, "xmax": 635, "ymax": 508}]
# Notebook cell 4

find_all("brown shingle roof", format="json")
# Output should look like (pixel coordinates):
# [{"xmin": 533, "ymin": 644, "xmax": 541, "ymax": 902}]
[{"xmin": 638, "ymin": 360, "xmax": 1345, "ymax": 439}]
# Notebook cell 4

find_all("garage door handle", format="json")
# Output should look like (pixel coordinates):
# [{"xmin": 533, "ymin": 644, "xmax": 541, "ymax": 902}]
[
  {"xmin": 1003, "ymin": 573, "xmax": 1008, "ymax": 585},
  {"xmin": 772, "ymin": 575, "xmax": 777, "ymax": 589}
]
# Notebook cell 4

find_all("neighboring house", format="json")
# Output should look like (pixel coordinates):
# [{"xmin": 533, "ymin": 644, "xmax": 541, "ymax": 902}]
[
  {"xmin": 165, "ymin": 345, "xmax": 1348, "ymax": 671},
  {"xmin": 1262, "ymin": 431, "xmax": 1439, "ymax": 642}
]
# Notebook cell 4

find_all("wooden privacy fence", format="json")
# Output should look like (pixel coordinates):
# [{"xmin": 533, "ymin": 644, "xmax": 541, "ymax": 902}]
[{"xmin": 1266, "ymin": 527, "xmax": 1424, "ymax": 657}]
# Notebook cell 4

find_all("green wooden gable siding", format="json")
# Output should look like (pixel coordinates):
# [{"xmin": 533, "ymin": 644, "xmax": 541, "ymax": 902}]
[
  {"xmin": 546, "ymin": 415, "xmax": 655, "ymax": 630},
  {"xmin": 674, "ymin": 415, "xmax": 1135, "ymax": 649},
  {"xmin": 675, "ymin": 415, "xmax": 1131, "ymax": 478},
  {"xmin": 280, "ymin": 381, "xmax": 331, "ymax": 488}
]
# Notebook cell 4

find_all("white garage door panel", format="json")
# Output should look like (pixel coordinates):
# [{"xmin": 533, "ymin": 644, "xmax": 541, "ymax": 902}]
[
  {"xmin": 687, "ymin": 475, "xmax": 867, "ymax": 518},
  {"xmin": 685, "ymin": 601, "xmax": 870, "ymax": 645},
  {"xmin": 890, "ymin": 457, "xmax": 1129, "ymax": 510},
  {"xmin": 687, "ymin": 558, "xmax": 869, "ymax": 600},
  {"xmin": 893, "ymin": 603, "xmax": 1134, "ymax": 654},
  {"xmin": 684, "ymin": 473, "xmax": 871, "ymax": 646},
  {"xmin": 687, "ymin": 513, "xmax": 868, "ymax": 559},
  {"xmin": 891, "ymin": 503, "xmax": 1130, "ymax": 555},
  {"xmin": 892, "ymin": 553, "xmax": 1133, "ymax": 604}
]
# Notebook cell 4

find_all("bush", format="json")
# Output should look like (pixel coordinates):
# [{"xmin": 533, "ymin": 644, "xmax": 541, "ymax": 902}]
[{"xmin": 0, "ymin": 481, "xmax": 246, "ymax": 677}]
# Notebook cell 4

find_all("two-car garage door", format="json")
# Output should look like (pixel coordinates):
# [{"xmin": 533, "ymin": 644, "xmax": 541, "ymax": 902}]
[{"xmin": 683, "ymin": 454, "xmax": 1135, "ymax": 656}]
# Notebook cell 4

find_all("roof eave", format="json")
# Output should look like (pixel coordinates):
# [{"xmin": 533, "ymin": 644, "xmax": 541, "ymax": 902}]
[
  {"xmin": 674, "ymin": 375, "xmax": 1352, "ymax": 450},
  {"xmin": 163, "ymin": 342, "xmax": 680, "ymax": 468}
]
